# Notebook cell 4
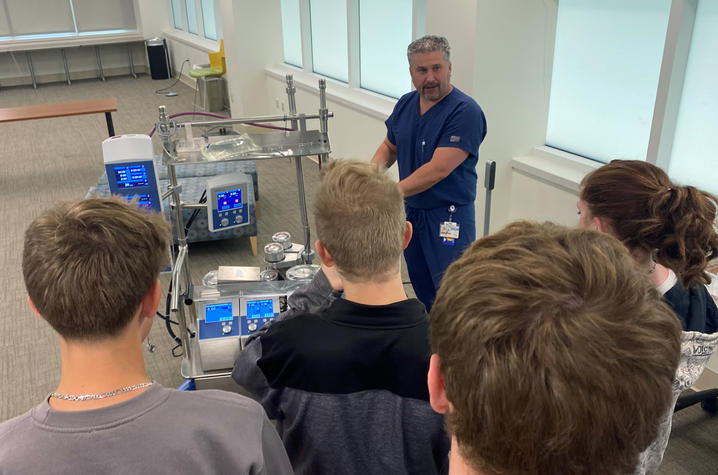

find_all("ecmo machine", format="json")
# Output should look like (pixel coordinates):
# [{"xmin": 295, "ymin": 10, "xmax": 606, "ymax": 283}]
[{"xmin": 156, "ymin": 75, "xmax": 331, "ymax": 378}]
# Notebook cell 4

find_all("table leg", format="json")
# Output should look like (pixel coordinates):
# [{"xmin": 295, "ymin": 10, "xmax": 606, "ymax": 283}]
[
  {"xmin": 128, "ymin": 44, "xmax": 137, "ymax": 79},
  {"xmin": 26, "ymin": 52, "xmax": 37, "ymax": 89},
  {"xmin": 105, "ymin": 112, "xmax": 115, "ymax": 137},
  {"xmin": 61, "ymin": 48, "xmax": 72, "ymax": 85},
  {"xmin": 95, "ymin": 46, "xmax": 105, "ymax": 81}
]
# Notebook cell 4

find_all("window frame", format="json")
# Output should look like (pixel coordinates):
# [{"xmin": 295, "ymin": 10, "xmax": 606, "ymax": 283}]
[
  {"xmin": 512, "ymin": 0, "xmax": 707, "ymax": 200},
  {"xmin": 544, "ymin": 0, "xmax": 697, "ymax": 170},
  {"xmin": 646, "ymin": 0, "xmax": 696, "ymax": 170}
]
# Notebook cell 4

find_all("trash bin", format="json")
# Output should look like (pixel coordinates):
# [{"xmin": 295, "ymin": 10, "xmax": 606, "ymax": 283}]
[
  {"xmin": 146, "ymin": 37, "xmax": 171, "ymax": 80},
  {"xmin": 197, "ymin": 75, "xmax": 226, "ymax": 112}
]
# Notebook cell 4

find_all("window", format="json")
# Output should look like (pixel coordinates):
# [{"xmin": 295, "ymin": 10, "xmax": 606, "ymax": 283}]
[
  {"xmin": 170, "ymin": 0, "xmax": 221, "ymax": 42},
  {"xmin": 359, "ymin": 0, "xmax": 412, "ymax": 98},
  {"xmin": 171, "ymin": 0, "xmax": 184, "ymax": 29},
  {"xmin": 201, "ymin": 0, "xmax": 217, "ymax": 41},
  {"xmin": 668, "ymin": 0, "xmax": 718, "ymax": 194},
  {"xmin": 279, "ymin": 0, "xmax": 423, "ymax": 98},
  {"xmin": 546, "ymin": 0, "xmax": 717, "ymax": 195},
  {"xmin": 186, "ymin": 0, "xmax": 199, "ymax": 35},
  {"xmin": 0, "ymin": 0, "xmax": 137, "ymax": 40},
  {"xmin": 309, "ymin": 0, "xmax": 348, "ymax": 82},
  {"xmin": 546, "ymin": 0, "xmax": 671, "ymax": 162},
  {"xmin": 281, "ymin": 0, "xmax": 302, "ymax": 67}
]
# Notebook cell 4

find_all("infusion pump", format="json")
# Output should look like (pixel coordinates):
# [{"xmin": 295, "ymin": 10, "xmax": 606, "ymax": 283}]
[
  {"xmin": 195, "ymin": 282, "xmax": 298, "ymax": 372},
  {"xmin": 102, "ymin": 134, "xmax": 162, "ymax": 213}
]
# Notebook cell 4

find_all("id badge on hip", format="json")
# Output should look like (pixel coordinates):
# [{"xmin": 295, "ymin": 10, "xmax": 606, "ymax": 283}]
[{"xmin": 440, "ymin": 205, "xmax": 460, "ymax": 246}]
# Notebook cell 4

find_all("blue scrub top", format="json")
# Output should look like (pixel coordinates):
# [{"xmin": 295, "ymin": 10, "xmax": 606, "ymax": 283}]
[{"xmin": 385, "ymin": 87, "xmax": 487, "ymax": 209}]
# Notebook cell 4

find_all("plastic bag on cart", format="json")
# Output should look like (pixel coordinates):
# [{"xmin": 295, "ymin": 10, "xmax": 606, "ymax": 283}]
[{"xmin": 202, "ymin": 133, "xmax": 261, "ymax": 161}]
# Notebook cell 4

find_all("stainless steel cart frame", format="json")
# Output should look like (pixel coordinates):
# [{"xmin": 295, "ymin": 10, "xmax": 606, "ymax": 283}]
[{"xmin": 154, "ymin": 76, "xmax": 332, "ymax": 380}]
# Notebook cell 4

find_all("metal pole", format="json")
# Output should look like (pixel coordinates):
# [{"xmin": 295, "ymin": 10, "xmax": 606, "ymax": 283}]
[
  {"xmin": 26, "ymin": 52, "xmax": 37, "ymax": 89},
  {"xmin": 95, "ymin": 46, "xmax": 105, "ymax": 81},
  {"xmin": 128, "ymin": 44, "xmax": 137, "ymax": 79},
  {"xmin": 483, "ymin": 160, "xmax": 496, "ymax": 237},
  {"xmin": 285, "ymin": 75, "xmax": 298, "ymax": 130},
  {"xmin": 286, "ymin": 75, "xmax": 314, "ymax": 263},
  {"xmin": 175, "ymin": 112, "xmax": 329, "ymax": 128},
  {"xmin": 61, "ymin": 48, "xmax": 71, "ymax": 85},
  {"xmin": 104, "ymin": 112, "xmax": 115, "ymax": 137},
  {"xmin": 318, "ymin": 79, "xmax": 329, "ymax": 167},
  {"xmin": 170, "ymin": 245, "xmax": 190, "ymax": 358},
  {"xmin": 157, "ymin": 105, "xmax": 195, "ymax": 360}
]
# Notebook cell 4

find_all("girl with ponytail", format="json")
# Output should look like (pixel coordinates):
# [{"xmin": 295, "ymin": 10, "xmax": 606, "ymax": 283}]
[{"xmin": 578, "ymin": 159, "xmax": 717, "ymax": 333}]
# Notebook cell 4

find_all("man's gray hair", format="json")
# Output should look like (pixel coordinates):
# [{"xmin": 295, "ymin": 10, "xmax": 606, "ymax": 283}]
[{"xmin": 407, "ymin": 35, "xmax": 450, "ymax": 64}]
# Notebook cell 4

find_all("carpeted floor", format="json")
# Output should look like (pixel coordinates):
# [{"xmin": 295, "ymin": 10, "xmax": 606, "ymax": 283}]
[{"xmin": 0, "ymin": 74, "xmax": 325, "ymax": 418}]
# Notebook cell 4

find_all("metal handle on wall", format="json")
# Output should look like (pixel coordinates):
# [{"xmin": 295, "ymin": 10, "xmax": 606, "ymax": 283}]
[{"xmin": 483, "ymin": 160, "xmax": 496, "ymax": 237}]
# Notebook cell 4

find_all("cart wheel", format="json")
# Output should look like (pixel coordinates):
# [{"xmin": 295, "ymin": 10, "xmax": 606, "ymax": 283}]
[{"xmin": 701, "ymin": 397, "xmax": 717, "ymax": 414}]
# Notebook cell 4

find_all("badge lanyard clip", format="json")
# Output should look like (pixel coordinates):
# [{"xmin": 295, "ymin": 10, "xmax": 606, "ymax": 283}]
[{"xmin": 441, "ymin": 205, "xmax": 459, "ymax": 246}]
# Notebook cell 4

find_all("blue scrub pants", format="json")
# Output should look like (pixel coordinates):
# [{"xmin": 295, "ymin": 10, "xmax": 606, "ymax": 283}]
[{"xmin": 404, "ymin": 203, "xmax": 475, "ymax": 312}]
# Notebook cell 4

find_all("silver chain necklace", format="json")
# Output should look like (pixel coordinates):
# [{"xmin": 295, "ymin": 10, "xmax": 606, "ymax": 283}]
[{"xmin": 50, "ymin": 382, "xmax": 154, "ymax": 401}]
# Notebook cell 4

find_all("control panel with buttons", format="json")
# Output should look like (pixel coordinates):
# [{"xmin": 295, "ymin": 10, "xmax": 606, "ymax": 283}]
[
  {"xmin": 197, "ymin": 297, "xmax": 241, "ymax": 371},
  {"xmin": 206, "ymin": 173, "xmax": 251, "ymax": 232},
  {"xmin": 239, "ymin": 294, "xmax": 287, "ymax": 339},
  {"xmin": 193, "ymin": 282, "xmax": 301, "ymax": 371}
]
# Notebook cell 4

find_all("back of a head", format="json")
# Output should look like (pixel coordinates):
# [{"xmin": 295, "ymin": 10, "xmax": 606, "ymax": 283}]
[
  {"xmin": 581, "ymin": 159, "xmax": 718, "ymax": 287},
  {"xmin": 430, "ymin": 221, "xmax": 682, "ymax": 475},
  {"xmin": 313, "ymin": 160, "xmax": 405, "ymax": 282},
  {"xmin": 22, "ymin": 197, "xmax": 170, "ymax": 340}
]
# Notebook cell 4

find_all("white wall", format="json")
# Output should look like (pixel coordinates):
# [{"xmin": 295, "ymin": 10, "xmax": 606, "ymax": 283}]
[
  {"xmin": 508, "ymin": 172, "xmax": 579, "ymax": 225},
  {"xmin": 164, "ymin": 37, "xmax": 213, "ymax": 82},
  {"xmin": 426, "ymin": 0, "xmax": 478, "ymax": 96},
  {"xmin": 473, "ymin": 0, "xmax": 558, "ymax": 232},
  {"xmin": 222, "ymin": 0, "xmax": 283, "ymax": 117},
  {"xmin": 136, "ymin": 0, "xmax": 170, "ymax": 37}
]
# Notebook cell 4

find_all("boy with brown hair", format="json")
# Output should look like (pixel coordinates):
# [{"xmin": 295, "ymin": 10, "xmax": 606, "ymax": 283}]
[
  {"xmin": 428, "ymin": 221, "xmax": 682, "ymax": 475},
  {"xmin": 0, "ymin": 197, "xmax": 292, "ymax": 474},
  {"xmin": 233, "ymin": 160, "xmax": 450, "ymax": 474}
]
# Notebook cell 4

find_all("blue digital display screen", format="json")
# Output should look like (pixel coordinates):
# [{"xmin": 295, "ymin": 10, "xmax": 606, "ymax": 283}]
[
  {"xmin": 205, "ymin": 302, "xmax": 233, "ymax": 323},
  {"xmin": 217, "ymin": 189, "xmax": 242, "ymax": 211},
  {"xmin": 113, "ymin": 165, "xmax": 149, "ymax": 188},
  {"xmin": 246, "ymin": 299, "xmax": 274, "ymax": 320}
]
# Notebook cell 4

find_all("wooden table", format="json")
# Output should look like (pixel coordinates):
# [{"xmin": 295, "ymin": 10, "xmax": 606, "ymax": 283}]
[{"xmin": 0, "ymin": 98, "xmax": 118, "ymax": 136}]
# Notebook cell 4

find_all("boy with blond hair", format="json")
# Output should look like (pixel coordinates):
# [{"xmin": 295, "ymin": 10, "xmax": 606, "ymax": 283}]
[{"xmin": 234, "ymin": 160, "xmax": 449, "ymax": 474}]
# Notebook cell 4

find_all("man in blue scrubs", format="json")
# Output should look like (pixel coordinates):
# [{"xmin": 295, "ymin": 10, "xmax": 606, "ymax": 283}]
[{"xmin": 372, "ymin": 35, "xmax": 487, "ymax": 311}]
